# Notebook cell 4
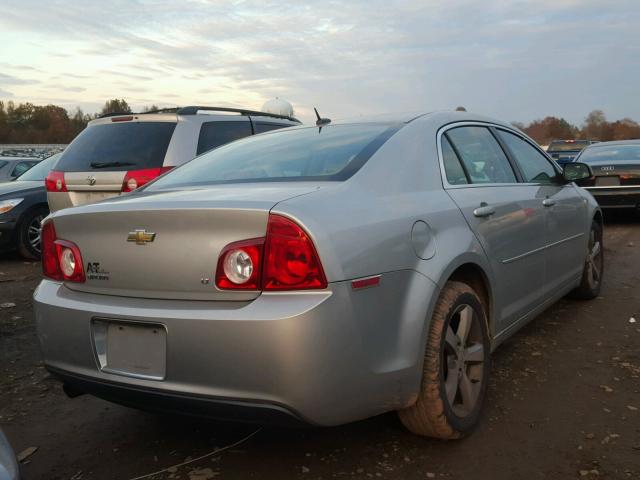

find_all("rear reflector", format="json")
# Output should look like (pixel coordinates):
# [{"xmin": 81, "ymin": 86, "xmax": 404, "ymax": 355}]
[
  {"xmin": 45, "ymin": 170, "xmax": 67, "ymax": 192},
  {"xmin": 351, "ymin": 276, "xmax": 381, "ymax": 289},
  {"xmin": 122, "ymin": 166, "xmax": 173, "ymax": 192},
  {"xmin": 41, "ymin": 222, "xmax": 85, "ymax": 283}
]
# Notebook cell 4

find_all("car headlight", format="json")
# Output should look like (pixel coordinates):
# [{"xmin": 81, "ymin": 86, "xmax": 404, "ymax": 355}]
[{"xmin": 0, "ymin": 198, "xmax": 24, "ymax": 214}]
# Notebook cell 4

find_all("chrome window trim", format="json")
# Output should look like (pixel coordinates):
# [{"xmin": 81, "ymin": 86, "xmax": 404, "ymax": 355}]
[{"xmin": 436, "ymin": 121, "xmax": 563, "ymax": 189}]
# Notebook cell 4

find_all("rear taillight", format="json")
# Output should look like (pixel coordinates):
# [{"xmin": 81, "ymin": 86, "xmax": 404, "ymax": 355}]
[
  {"xmin": 215, "ymin": 214, "xmax": 327, "ymax": 291},
  {"xmin": 41, "ymin": 222, "xmax": 85, "ymax": 283},
  {"xmin": 215, "ymin": 238, "xmax": 264, "ymax": 290},
  {"xmin": 262, "ymin": 215, "xmax": 327, "ymax": 290},
  {"xmin": 122, "ymin": 167, "xmax": 173, "ymax": 192},
  {"xmin": 45, "ymin": 171, "xmax": 67, "ymax": 192}
]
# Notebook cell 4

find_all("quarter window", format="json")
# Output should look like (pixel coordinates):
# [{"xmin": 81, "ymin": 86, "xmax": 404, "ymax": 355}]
[
  {"xmin": 497, "ymin": 130, "xmax": 558, "ymax": 184},
  {"xmin": 197, "ymin": 121, "xmax": 253, "ymax": 155},
  {"xmin": 441, "ymin": 136, "xmax": 468, "ymax": 185},
  {"xmin": 446, "ymin": 127, "xmax": 517, "ymax": 184}
]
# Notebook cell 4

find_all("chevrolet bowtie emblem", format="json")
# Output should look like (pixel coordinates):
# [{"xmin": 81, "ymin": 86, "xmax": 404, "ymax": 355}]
[{"xmin": 127, "ymin": 229, "xmax": 156, "ymax": 245}]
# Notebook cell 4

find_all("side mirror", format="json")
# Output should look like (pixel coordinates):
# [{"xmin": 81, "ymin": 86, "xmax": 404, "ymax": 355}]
[{"xmin": 562, "ymin": 162, "xmax": 592, "ymax": 183}]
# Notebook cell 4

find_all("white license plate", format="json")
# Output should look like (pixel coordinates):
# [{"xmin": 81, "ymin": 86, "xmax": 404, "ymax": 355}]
[
  {"xmin": 596, "ymin": 176, "xmax": 620, "ymax": 187},
  {"xmin": 94, "ymin": 321, "xmax": 167, "ymax": 380}
]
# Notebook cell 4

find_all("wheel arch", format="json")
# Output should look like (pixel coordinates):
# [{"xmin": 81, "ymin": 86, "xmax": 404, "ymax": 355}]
[{"xmin": 447, "ymin": 262, "xmax": 493, "ymax": 336}]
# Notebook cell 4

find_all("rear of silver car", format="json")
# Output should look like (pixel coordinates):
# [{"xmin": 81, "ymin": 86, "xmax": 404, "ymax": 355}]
[{"xmin": 34, "ymin": 123, "xmax": 427, "ymax": 425}]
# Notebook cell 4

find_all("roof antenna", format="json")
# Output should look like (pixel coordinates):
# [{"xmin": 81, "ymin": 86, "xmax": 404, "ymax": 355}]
[{"xmin": 314, "ymin": 107, "xmax": 331, "ymax": 127}]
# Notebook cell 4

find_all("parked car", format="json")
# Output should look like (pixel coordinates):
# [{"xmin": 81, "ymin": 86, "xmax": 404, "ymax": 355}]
[
  {"xmin": 34, "ymin": 112, "xmax": 602, "ymax": 439},
  {"xmin": 547, "ymin": 139, "xmax": 598, "ymax": 165},
  {"xmin": 0, "ymin": 429, "xmax": 19, "ymax": 480},
  {"xmin": 0, "ymin": 153, "xmax": 60, "ymax": 259},
  {"xmin": 0, "ymin": 157, "xmax": 41, "ymax": 182},
  {"xmin": 573, "ymin": 139, "xmax": 640, "ymax": 208},
  {"xmin": 46, "ymin": 106, "xmax": 301, "ymax": 212}
]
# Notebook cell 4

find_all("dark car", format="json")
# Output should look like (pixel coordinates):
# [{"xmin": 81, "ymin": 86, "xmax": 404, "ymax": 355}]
[
  {"xmin": 0, "ymin": 153, "xmax": 60, "ymax": 259},
  {"xmin": 547, "ymin": 140, "xmax": 598, "ymax": 165},
  {"xmin": 573, "ymin": 140, "xmax": 640, "ymax": 208}
]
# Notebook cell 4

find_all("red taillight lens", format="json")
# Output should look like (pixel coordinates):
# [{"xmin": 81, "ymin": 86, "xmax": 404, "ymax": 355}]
[
  {"xmin": 42, "ymin": 222, "xmax": 61, "ymax": 280},
  {"xmin": 121, "ymin": 166, "xmax": 173, "ymax": 192},
  {"xmin": 263, "ymin": 214, "xmax": 327, "ymax": 291},
  {"xmin": 45, "ymin": 171, "xmax": 67, "ymax": 192},
  {"xmin": 215, "ymin": 238, "xmax": 264, "ymax": 290},
  {"xmin": 215, "ymin": 214, "xmax": 327, "ymax": 291},
  {"xmin": 41, "ymin": 222, "xmax": 85, "ymax": 283}
]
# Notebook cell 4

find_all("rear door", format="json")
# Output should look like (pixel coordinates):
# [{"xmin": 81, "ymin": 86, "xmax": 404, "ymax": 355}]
[
  {"xmin": 496, "ymin": 129, "xmax": 587, "ymax": 295},
  {"xmin": 440, "ymin": 124, "xmax": 547, "ymax": 330}
]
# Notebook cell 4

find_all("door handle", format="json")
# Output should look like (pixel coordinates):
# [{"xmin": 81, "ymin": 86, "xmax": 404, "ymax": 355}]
[
  {"xmin": 473, "ymin": 204, "xmax": 495, "ymax": 218},
  {"xmin": 542, "ymin": 198, "xmax": 556, "ymax": 207}
]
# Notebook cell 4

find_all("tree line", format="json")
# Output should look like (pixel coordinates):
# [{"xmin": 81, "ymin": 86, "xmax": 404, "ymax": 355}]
[
  {"xmin": 0, "ymin": 99, "xmax": 638, "ymax": 146},
  {"xmin": 0, "ymin": 99, "xmax": 157, "ymax": 144}
]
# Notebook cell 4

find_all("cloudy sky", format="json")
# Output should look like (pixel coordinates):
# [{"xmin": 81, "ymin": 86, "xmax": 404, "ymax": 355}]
[{"xmin": 0, "ymin": 0, "xmax": 638, "ymax": 124}]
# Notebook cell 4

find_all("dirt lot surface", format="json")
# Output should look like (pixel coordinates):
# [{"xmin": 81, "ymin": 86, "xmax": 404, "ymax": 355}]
[{"xmin": 1, "ymin": 213, "xmax": 639, "ymax": 480}]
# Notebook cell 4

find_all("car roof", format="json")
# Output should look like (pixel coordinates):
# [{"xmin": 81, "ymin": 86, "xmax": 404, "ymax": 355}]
[
  {"xmin": 0, "ymin": 156, "xmax": 41, "ymax": 161},
  {"xmin": 583, "ymin": 139, "xmax": 640, "ymax": 149},
  {"xmin": 327, "ymin": 110, "xmax": 516, "ymax": 129}
]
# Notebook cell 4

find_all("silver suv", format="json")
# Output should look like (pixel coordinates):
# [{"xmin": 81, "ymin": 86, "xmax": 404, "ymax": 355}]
[{"xmin": 46, "ymin": 106, "xmax": 301, "ymax": 212}]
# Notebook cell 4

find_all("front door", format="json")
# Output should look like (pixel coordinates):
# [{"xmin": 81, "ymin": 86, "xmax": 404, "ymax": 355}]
[{"xmin": 494, "ymin": 129, "xmax": 588, "ymax": 298}]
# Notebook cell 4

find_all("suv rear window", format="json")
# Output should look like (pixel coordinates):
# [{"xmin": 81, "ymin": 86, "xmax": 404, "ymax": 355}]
[
  {"xmin": 148, "ymin": 124, "xmax": 399, "ymax": 189},
  {"xmin": 55, "ymin": 122, "xmax": 177, "ymax": 172}
]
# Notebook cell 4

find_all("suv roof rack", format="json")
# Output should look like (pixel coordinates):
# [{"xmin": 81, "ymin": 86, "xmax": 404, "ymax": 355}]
[
  {"xmin": 98, "ymin": 106, "xmax": 300, "ymax": 123},
  {"xmin": 177, "ymin": 106, "xmax": 300, "ymax": 123}
]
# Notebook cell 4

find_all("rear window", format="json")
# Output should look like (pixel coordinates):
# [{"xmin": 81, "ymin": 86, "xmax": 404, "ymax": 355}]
[
  {"xmin": 548, "ymin": 141, "xmax": 590, "ymax": 152},
  {"xmin": 197, "ymin": 121, "xmax": 253, "ymax": 155},
  {"xmin": 579, "ymin": 145, "xmax": 640, "ymax": 163},
  {"xmin": 55, "ymin": 122, "xmax": 177, "ymax": 172},
  {"xmin": 148, "ymin": 124, "xmax": 399, "ymax": 189}
]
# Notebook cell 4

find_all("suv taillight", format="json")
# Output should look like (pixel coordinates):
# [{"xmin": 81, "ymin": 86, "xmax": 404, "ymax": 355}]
[
  {"xmin": 41, "ymin": 222, "xmax": 85, "ymax": 283},
  {"xmin": 122, "ymin": 167, "xmax": 173, "ymax": 192},
  {"xmin": 215, "ymin": 214, "xmax": 327, "ymax": 291},
  {"xmin": 45, "ymin": 171, "xmax": 67, "ymax": 192}
]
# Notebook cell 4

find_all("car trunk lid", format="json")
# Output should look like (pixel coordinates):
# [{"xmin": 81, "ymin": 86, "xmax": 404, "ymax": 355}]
[{"xmin": 50, "ymin": 183, "xmax": 323, "ymax": 301}]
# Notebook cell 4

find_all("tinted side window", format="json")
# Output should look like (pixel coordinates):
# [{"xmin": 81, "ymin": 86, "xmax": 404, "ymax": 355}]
[
  {"xmin": 446, "ymin": 127, "xmax": 516, "ymax": 184},
  {"xmin": 253, "ymin": 122, "xmax": 290, "ymax": 134},
  {"xmin": 441, "ymin": 136, "xmax": 468, "ymax": 185},
  {"xmin": 0, "ymin": 160, "xmax": 7, "ymax": 170},
  {"xmin": 498, "ymin": 130, "xmax": 557, "ymax": 184},
  {"xmin": 197, "ymin": 121, "xmax": 252, "ymax": 155},
  {"xmin": 11, "ymin": 161, "xmax": 35, "ymax": 177}
]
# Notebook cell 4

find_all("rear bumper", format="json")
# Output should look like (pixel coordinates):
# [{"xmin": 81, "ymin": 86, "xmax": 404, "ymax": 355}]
[
  {"xmin": 33, "ymin": 272, "xmax": 436, "ymax": 426},
  {"xmin": 583, "ymin": 186, "xmax": 640, "ymax": 208}
]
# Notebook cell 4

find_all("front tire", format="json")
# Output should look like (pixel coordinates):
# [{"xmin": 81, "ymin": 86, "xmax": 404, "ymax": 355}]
[
  {"xmin": 17, "ymin": 206, "xmax": 48, "ymax": 260},
  {"xmin": 398, "ymin": 281, "xmax": 491, "ymax": 439}
]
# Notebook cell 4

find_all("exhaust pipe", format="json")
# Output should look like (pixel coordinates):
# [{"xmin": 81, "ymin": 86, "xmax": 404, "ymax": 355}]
[{"xmin": 62, "ymin": 383, "xmax": 86, "ymax": 398}]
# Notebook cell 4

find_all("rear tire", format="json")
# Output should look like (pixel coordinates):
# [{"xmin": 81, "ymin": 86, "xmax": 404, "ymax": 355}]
[
  {"xmin": 398, "ymin": 281, "xmax": 490, "ymax": 439},
  {"xmin": 17, "ymin": 206, "xmax": 48, "ymax": 260},
  {"xmin": 569, "ymin": 220, "xmax": 603, "ymax": 300}
]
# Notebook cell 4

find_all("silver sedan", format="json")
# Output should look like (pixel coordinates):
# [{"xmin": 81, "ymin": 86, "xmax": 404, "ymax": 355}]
[{"xmin": 33, "ymin": 111, "xmax": 602, "ymax": 438}]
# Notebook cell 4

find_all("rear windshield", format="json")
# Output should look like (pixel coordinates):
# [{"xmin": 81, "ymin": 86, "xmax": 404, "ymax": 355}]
[
  {"xmin": 147, "ymin": 123, "xmax": 399, "ymax": 189},
  {"xmin": 55, "ymin": 122, "xmax": 177, "ymax": 172},
  {"xmin": 16, "ymin": 153, "xmax": 61, "ymax": 181},
  {"xmin": 579, "ymin": 145, "xmax": 640, "ymax": 163},
  {"xmin": 547, "ymin": 141, "xmax": 590, "ymax": 152}
]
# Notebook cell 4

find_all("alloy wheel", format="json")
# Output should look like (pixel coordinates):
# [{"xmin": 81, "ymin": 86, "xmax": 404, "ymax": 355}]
[
  {"xmin": 27, "ymin": 214, "xmax": 44, "ymax": 254},
  {"xmin": 443, "ymin": 304, "xmax": 485, "ymax": 417}
]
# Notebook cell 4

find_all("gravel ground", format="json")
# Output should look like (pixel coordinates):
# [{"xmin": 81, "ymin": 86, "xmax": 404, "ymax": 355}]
[{"xmin": 1, "ymin": 212, "xmax": 639, "ymax": 480}]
